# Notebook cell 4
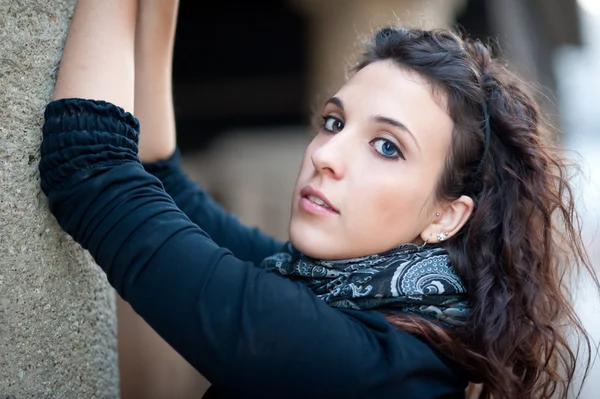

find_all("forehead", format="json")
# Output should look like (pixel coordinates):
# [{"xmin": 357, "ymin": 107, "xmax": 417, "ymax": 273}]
[{"xmin": 334, "ymin": 60, "xmax": 454, "ymax": 145}]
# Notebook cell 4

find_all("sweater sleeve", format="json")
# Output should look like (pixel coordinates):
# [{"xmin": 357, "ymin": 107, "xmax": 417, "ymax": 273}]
[
  {"xmin": 39, "ymin": 99, "xmax": 466, "ymax": 399},
  {"xmin": 142, "ymin": 151, "xmax": 286, "ymax": 266}
]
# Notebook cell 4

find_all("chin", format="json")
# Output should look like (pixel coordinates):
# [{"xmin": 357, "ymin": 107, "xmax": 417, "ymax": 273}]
[
  {"xmin": 288, "ymin": 220, "xmax": 335, "ymax": 260},
  {"xmin": 289, "ymin": 227, "xmax": 319, "ymax": 258},
  {"xmin": 289, "ymin": 226, "xmax": 359, "ymax": 261}
]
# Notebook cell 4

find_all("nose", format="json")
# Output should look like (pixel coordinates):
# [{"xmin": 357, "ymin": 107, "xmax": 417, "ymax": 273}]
[{"xmin": 310, "ymin": 131, "xmax": 351, "ymax": 180}]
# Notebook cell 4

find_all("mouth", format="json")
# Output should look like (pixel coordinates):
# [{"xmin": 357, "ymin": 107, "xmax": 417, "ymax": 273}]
[{"xmin": 299, "ymin": 186, "xmax": 339, "ymax": 214}]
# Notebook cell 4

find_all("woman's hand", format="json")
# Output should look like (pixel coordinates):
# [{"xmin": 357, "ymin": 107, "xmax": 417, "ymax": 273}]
[
  {"xmin": 52, "ymin": 0, "xmax": 138, "ymax": 113},
  {"xmin": 135, "ymin": 0, "xmax": 180, "ymax": 163}
]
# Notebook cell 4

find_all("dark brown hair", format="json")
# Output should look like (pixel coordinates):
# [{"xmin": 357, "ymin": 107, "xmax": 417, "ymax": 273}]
[{"xmin": 356, "ymin": 27, "xmax": 598, "ymax": 398}]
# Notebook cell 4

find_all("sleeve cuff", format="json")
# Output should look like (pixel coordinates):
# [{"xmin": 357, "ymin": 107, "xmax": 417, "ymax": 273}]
[
  {"xmin": 39, "ymin": 98, "xmax": 141, "ymax": 194},
  {"xmin": 142, "ymin": 148, "xmax": 182, "ymax": 180}
]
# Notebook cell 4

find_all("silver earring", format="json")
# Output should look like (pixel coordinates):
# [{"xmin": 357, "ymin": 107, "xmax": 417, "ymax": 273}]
[
  {"xmin": 421, "ymin": 233, "xmax": 432, "ymax": 249},
  {"xmin": 436, "ymin": 212, "xmax": 440, "ymax": 217},
  {"xmin": 437, "ymin": 232, "xmax": 449, "ymax": 242}
]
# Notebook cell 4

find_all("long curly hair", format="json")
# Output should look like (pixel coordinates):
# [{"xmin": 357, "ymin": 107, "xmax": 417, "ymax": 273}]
[{"xmin": 355, "ymin": 27, "xmax": 598, "ymax": 398}]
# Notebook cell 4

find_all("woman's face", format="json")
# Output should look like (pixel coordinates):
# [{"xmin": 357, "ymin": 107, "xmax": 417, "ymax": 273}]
[{"xmin": 289, "ymin": 60, "xmax": 455, "ymax": 260}]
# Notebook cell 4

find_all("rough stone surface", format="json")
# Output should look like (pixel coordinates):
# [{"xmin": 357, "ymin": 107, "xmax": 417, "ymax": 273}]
[{"xmin": 0, "ymin": 1, "xmax": 119, "ymax": 397}]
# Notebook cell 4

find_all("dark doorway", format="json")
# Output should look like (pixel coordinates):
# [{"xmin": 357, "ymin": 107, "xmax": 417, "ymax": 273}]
[{"xmin": 172, "ymin": 0, "xmax": 309, "ymax": 153}]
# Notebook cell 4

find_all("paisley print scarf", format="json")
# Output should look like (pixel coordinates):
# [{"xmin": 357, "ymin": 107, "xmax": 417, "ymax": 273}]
[{"xmin": 261, "ymin": 243, "xmax": 470, "ymax": 326}]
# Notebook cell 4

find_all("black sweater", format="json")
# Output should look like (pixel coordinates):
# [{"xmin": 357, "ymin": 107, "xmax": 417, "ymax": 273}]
[{"xmin": 39, "ymin": 98, "xmax": 469, "ymax": 398}]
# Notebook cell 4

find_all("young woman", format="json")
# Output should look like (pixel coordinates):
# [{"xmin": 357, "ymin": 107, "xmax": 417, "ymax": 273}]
[{"xmin": 39, "ymin": 0, "xmax": 597, "ymax": 397}]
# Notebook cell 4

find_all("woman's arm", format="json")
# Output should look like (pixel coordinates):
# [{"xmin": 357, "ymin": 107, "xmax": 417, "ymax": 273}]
[
  {"xmin": 134, "ymin": 0, "xmax": 285, "ymax": 264},
  {"xmin": 52, "ymin": 0, "xmax": 136, "ymax": 111},
  {"xmin": 142, "ymin": 152, "xmax": 288, "ymax": 265},
  {"xmin": 39, "ymin": 99, "xmax": 411, "ymax": 398},
  {"xmin": 134, "ymin": 0, "xmax": 177, "ymax": 162}
]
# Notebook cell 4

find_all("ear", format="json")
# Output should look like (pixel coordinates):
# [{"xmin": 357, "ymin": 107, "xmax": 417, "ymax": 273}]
[{"xmin": 420, "ymin": 195, "xmax": 475, "ymax": 243}]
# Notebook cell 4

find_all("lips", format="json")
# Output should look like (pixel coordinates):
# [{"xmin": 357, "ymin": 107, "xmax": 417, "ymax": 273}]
[{"xmin": 300, "ymin": 186, "xmax": 339, "ymax": 213}]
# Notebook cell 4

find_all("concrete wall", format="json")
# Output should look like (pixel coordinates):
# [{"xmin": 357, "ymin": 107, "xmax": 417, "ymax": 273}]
[{"xmin": 0, "ymin": 1, "xmax": 119, "ymax": 397}]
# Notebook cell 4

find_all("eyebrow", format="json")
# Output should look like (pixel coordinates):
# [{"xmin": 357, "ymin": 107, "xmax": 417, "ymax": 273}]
[{"xmin": 325, "ymin": 96, "xmax": 421, "ymax": 151}]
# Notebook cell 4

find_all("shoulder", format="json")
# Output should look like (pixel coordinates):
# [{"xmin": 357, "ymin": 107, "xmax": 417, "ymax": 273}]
[{"xmin": 339, "ymin": 309, "xmax": 469, "ymax": 398}]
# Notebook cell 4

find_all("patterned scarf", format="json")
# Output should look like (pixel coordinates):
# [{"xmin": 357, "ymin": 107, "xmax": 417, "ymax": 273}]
[{"xmin": 261, "ymin": 243, "xmax": 470, "ymax": 326}]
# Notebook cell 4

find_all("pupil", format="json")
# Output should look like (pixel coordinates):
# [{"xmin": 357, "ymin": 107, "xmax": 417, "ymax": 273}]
[{"xmin": 383, "ymin": 142, "xmax": 394, "ymax": 155}]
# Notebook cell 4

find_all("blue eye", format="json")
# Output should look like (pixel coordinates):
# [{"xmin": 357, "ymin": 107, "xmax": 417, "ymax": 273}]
[
  {"xmin": 371, "ymin": 138, "xmax": 404, "ymax": 160},
  {"xmin": 321, "ymin": 115, "xmax": 344, "ymax": 133}
]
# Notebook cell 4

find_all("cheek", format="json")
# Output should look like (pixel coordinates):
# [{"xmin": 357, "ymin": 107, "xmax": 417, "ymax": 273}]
[
  {"xmin": 352, "ymin": 173, "xmax": 430, "ymax": 233},
  {"xmin": 296, "ymin": 149, "xmax": 313, "ymax": 183},
  {"xmin": 295, "ymin": 137, "xmax": 321, "ymax": 182},
  {"xmin": 378, "ymin": 181, "xmax": 418, "ymax": 219}
]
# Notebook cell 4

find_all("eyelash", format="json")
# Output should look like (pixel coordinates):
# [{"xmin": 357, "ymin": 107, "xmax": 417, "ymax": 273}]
[{"xmin": 320, "ymin": 115, "xmax": 405, "ymax": 160}]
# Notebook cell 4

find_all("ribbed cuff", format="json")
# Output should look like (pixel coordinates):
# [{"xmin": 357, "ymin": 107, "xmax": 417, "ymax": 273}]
[{"xmin": 39, "ymin": 98, "xmax": 141, "ymax": 194}]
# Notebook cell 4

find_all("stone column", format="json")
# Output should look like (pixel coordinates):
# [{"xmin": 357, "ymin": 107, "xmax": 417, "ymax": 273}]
[
  {"xmin": 293, "ymin": 0, "xmax": 467, "ymax": 104},
  {"xmin": 0, "ymin": 1, "xmax": 119, "ymax": 397}
]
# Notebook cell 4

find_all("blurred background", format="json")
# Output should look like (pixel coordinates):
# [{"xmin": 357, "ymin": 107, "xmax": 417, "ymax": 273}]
[{"xmin": 118, "ymin": 0, "xmax": 600, "ymax": 397}]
